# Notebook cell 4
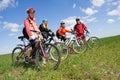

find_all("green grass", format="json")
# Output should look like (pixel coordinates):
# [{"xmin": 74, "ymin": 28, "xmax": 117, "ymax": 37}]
[{"xmin": 0, "ymin": 35, "xmax": 120, "ymax": 80}]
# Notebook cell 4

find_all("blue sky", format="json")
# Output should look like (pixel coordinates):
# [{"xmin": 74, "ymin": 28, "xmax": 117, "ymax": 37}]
[{"xmin": 0, "ymin": 0, "xmax": 120, "ymax": 54}]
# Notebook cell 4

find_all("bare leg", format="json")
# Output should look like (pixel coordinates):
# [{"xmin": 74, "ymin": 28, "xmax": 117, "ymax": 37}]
[{"xmin": 82, "ymin": 38, "xmax": 87, "ymax": 45}]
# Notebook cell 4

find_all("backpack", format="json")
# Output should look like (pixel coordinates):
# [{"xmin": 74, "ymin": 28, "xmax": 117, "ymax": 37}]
[
  {"xmin": 22, "ymin": 19, "xmax": 32, "ymax": 40},
  {"xmin": 23, "ymin": 27, "xmax": 29, "ymax": 39},
  {"xmin": 56, "ymin": 30, "xmax": 60, "ymax": 39}
]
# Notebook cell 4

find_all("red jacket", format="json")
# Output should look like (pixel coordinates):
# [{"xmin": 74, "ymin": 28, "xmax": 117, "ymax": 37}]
[{"xmin": 74, "ymin": 23, "xmax": 87, "ymax": 35}]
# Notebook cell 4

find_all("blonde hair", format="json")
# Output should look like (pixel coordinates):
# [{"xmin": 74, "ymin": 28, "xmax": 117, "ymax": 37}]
[{"xmin": 43, "ymin": 23, "xmax": 48, "ymax": 29}]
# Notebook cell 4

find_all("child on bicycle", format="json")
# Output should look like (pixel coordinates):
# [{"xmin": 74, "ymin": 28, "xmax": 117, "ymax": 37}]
[
  {"xmin": 74, "ymin": 18, "xmax": 89, "ymax": 44},
  {"xmin": 56, "ymin": 21, "xmax": 72, "ymax": 42},
  {"xmin": 23, "ymin": 7, "xmax": 46, "ymax": 68}
]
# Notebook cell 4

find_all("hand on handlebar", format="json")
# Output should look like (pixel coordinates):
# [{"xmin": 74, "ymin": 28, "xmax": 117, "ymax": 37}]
[
  {"xmin": 48, "ymin": 29, "xmax": 52, "ymax": 32},
  {"xmin": 86, "ymin": 30, "xmax": 90, "ymax": 34}
]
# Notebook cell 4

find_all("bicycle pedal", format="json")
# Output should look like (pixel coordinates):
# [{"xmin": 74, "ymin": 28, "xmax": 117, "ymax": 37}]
[
  {"xmin": 25, "ymin": 56, "xmax": 29, "ymax": 64},
  {"xmin": 25, "ymin": 60, "xmax": 29, "ymax": 63}
]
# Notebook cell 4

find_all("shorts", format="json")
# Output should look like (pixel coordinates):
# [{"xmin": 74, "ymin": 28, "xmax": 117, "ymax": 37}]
[
  {"xmin": 76, "ymin": 33, "xmax": 85, "ymax": 40},
  {"xmin": 58, "ymin": 36, "xmax": 66, "ymax": 42}
]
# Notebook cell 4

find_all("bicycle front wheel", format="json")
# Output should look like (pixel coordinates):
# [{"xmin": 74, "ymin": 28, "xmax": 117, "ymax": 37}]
[
  {"xmin": 54, "ymin": 42, "xmax": 69, "ymax": 61},
  {"xmin": 87, "ymin": 37, "xmax": 100, "ymax": 49},
  {"xmin": 72, "ymin": 39, "xmax": 88, "ymax": 54},
  {"xmin": 36, "ymin": 43, "xmax": 61, "ymax": 70},
  {"xmin": 12, "ymin": 47, "xmax": 24, "ymax": 67}
]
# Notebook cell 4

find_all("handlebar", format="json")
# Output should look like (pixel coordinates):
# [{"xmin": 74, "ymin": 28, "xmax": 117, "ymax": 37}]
[
  {"xmin": 30, "ymin": 30, "xmax": 41, "ymax": 34},
  {"xmin": 30, "ymin": 30, "xmax": 43, "ymax": 41}
]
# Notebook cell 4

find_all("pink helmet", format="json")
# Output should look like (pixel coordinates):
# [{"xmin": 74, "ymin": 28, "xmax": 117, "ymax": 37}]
[{"xmin": 26, "ymin": 7, "xmax": 35, "ymax": 14}]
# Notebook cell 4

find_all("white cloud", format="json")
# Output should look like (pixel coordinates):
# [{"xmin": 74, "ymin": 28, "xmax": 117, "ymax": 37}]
[
  {"xmin": 73, "ymin": 3, "xmax": 76, "ymax": 8},
  {"xmin": 80, "ymin": 7, "xmax": 98, "ymax": 16},
  {"xmin": 91, "ymin": 0, "xmax": 105, "ymax": 7},
  {"xmin": 62, "ymin": 16, "xmax": 76, "ymax": 29},
  {"xmin": 111, "ymin": 0, "xmax": 120, "ymax": 6},
  {"xmin": 86, "ymin": 17, "xmax": 97, "ymax": 23},
  {"xmin": 61, "ymin": 16, "xmax": 97, "ymax": 30},
  {"xmin": 107, "ymin": 5, "xmax": 120, "ymax": 16},
  {"xmin": 3, "ymin": 21, "xmax": 20, "ymax": 32},
  {"xmin": 0, "ymin": 0, "xmax": 18, "ymax": 10},
  {"xmin": 107, "ymin": 19, "xmax": 115, "ymax": 23},
  {"xmin": 118, "ymin": 17, "xmax": 120, "ymax": 20},
  {"xmin": 112, "ymin": 2, "xmax": 118, "ymax": 6}
]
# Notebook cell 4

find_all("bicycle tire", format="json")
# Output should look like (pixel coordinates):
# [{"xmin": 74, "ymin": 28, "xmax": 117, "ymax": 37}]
[
  {"xmin": 87, "ymin": 37, "xmax": 101, "ymax": 49},
  {"xmin": 72, "ymin": 39, "xmax": 88, "ymax": 54},
  {"xmin": 35, "ymin": 43, "xmax": 61, "ymax": 70},
  {"xmin": 12, "ymin": 47, "xmax": 24, "ymax": 67},
  {"xmin": 54, "ymin": 42, "xmax": 69, "ymax": 61}
]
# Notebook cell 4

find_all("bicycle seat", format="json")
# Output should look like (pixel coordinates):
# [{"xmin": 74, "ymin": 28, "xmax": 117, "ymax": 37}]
[{"xmin": 18, "ymin": 36, "xmax": 25, "ymax": 40}]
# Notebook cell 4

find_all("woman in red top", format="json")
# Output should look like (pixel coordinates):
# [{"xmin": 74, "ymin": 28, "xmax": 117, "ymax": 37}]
[
  {"xmin": 57, "ymin": 21, "xmax": 72, "ymax": 41},
  {"xmin": 74, "ymin": 18, "xmax": 89, "ymax": 44}
]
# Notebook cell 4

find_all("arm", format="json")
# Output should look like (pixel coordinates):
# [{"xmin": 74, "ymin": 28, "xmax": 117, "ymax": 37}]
[
  {"xmin": 82, "ymin": 23, "xmax": 88, "ymax": 31},
  {"xmin": 65, "ymin": 29, "xmax": 72, "ymax": 33}
]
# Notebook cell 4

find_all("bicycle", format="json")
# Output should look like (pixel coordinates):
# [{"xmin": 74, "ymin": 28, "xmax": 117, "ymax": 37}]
[
  {"xmin": 55, "ymin": 31, "xmax": 88, "ymax": 61},
  {"xmin": 41, "ymin": 31, "xmax": 71, "ymax": 62},
  {"xmin": 12, "ymin": 30, "xmax": 61, "ymax": 70}
]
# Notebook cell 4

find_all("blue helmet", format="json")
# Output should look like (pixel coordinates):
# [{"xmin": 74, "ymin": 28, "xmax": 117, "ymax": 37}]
[{"xmin": 42, "ymin": 19, "xmax": 48, "ymax": 23}]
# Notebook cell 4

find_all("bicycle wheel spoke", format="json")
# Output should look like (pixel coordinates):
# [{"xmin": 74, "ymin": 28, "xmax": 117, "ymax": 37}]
[
  {"xmin": 55, "ymin": 42, "xmax": 69, "ymax": 61},
  {"xmin": 36, "ymin": 43, "xmax": 60, "ymax": 70},
  {"xmin": 87, "ymin": 37, "xmax": 100, "ymax": 49},
  {"xmin": 12, "ymin": 47, "xmax": 24, "ymax": 67},
  {"xmin": 73, "ymin": 40, "xmax": 88, "ymax": 54}
]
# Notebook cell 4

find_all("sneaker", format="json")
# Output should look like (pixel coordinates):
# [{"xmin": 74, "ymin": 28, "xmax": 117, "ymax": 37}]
[
  {"xmin": 25, "ymin": 56, "xmax": 29, "ymax": 63},
  {"xmin": 61, "ymin": 56, "xmax": 65, "ymax": 60},
  {"xmin": 41, "ymin": 61, "xmax": 47, "ymax": 67},
  {"xmin": 41, "ymin": 63, "xmax": 46, "ymax": 67}
]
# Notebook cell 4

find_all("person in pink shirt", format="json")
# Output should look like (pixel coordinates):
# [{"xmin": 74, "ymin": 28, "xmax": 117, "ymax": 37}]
[
  {"xmin": 23, "ymin": 7, "xmax": 46, "ymax": 68},
  {"xmin": 74, "ymin": 18, "xmax": 89, "ymax": 44}
]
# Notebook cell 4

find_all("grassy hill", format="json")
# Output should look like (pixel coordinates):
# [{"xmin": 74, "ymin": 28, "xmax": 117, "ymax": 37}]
[{"xmin": 0, "ymin": 35, "xmax": 120, "ymax": 80}]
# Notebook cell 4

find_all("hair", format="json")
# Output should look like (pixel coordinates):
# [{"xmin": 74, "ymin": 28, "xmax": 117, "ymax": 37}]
[{"xmin": 76, "ymin": 18, "xmax": 80, "ymax": 21}]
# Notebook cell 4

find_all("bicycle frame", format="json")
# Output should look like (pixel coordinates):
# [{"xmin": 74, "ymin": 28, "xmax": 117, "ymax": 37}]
[
  {"xmin": 64, "ymin": 32, "xmax": 80, "ymax": 47},
  {"xmin": 30, "ymin": 30, "xmax": 48, "ymax": 58}
]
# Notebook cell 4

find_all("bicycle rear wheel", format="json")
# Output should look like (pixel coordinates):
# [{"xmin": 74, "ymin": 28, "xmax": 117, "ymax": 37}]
[
  {"xmin": 36, "ymin": 43, "xmax": 61, "ymax": 70},
  {"xmin": 12, "ymin": 47, "xmax": 24, "ymax": 67},
  {"xmin": 72, "ymin": 39, "xmax": 88, "ymax": 54},
  {"xmin": 54, "ymin": 42, "xmax": 69, "ymax": 61},
  {"xmin": 87, "ymin": 37, "xmax": 100, "ymax": 49}
]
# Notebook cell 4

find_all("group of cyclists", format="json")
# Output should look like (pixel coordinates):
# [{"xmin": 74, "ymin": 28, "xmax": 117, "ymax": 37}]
[{"xmin": 23, "ymin": 7, "xmax": 89, "ymax": 68}]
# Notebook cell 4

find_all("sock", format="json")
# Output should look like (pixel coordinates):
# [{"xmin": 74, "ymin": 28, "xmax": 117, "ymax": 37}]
[{"xmin": 43, "ymin": 61, "xmax": 46, "ymax": 64}]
